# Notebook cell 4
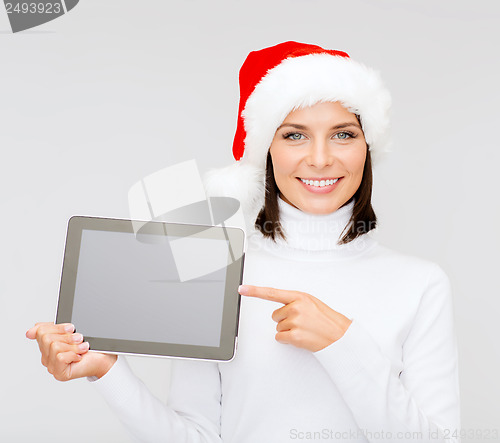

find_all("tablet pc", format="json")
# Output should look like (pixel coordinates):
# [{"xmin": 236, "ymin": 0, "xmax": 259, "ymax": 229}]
[{"xmin": 55, "ymin": 216, "xmax": 245, "ymax": 362}]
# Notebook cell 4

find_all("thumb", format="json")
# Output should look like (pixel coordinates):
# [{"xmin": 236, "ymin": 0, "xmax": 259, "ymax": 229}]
[{"xmin": 70, "ymin": 352, "xmax": 117, "ymax": 380}]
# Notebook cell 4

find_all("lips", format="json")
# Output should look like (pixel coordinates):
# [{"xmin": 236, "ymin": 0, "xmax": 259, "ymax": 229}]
[{"xmin": 296, "ymin": 177, "xmax": 343, "ymax": 194}]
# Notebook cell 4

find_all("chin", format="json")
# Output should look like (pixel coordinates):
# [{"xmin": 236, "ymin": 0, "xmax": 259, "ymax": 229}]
[{"xmin": 293, "ymin": 199, "xmax": 341, "ymax": 215}]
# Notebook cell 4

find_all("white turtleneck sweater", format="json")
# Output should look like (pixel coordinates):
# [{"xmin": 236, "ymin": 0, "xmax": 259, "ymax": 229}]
[{"xmin": 90, "ymin": 198, "xmax": 461, "ymax": 443}]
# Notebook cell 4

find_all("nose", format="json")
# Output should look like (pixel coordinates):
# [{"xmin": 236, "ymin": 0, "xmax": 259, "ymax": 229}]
[{"xmin": 305, "ymin": 138, "xmax": 335, "ymax": 169}]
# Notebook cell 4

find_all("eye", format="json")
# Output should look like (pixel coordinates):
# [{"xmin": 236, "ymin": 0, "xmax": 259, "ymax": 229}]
[
  {"xmin": 334, "ymin": 131, "xmax": 355, "ymax": 140},
  {"xmin": 283, "ymin": 132, "xmax": 305, "ymax": 141}
]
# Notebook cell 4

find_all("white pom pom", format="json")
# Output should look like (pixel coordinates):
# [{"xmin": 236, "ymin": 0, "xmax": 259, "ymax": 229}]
[{"xmin": 202, "ymin": 161, "xmax": 266, "ymax": 235}]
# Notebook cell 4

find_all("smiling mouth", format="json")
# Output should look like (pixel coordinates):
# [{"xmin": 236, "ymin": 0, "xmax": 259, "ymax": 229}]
[{"xmin": 297, "ymin": 177, "xmax": 341, "ymax": 188}]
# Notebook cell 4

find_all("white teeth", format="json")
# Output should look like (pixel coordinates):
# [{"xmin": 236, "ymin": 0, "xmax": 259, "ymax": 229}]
[{"xmin": 300, "ymin": 178, "xmax": 339, "ymax": 187}]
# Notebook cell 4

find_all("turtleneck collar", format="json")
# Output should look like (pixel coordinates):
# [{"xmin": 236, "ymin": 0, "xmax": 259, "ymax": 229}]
[{"xmin": 250, "ymin": 196, "xmax": 378, "ymax": 261}]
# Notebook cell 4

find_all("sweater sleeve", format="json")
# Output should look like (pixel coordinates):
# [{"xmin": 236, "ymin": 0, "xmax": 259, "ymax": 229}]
[
  {"xmin": 312, "ymin": 263, "xmax": 461, "ymax": 443},
  {"xmin": 89, "ymin": 355, "xmax": 222, "ymax": 443}
]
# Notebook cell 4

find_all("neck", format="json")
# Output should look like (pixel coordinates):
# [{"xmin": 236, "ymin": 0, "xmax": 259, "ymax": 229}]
[{"xmin": 252, "ymin": 196, "xmax": 377, "ymax": 261}]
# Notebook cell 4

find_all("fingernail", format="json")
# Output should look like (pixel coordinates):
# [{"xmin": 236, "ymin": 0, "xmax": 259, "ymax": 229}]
[
  {"xmin": 72, "ymin": 333, "xmax": 83, "ymax": 343},
  {"xmin": 79, "ymin": 342, "xmax": 89, "ymax": 351},
  {"xmin": 238, "ymin": 285, "xmax": 248, "ymax": 295},
  {"xmin": 64, "ymin": 324, "xmax": 75, "ymax": 333}
]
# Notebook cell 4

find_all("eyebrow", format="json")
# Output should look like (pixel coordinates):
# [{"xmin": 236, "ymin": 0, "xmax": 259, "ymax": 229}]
[{"xmin": 276, "ymin": 122, "xmax": 362, "ymax": 131}]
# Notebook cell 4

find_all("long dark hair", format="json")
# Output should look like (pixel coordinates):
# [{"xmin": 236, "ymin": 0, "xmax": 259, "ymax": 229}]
[{"xmin": 254, "ymin": 145, "xmax": 377, "ymax": 245}]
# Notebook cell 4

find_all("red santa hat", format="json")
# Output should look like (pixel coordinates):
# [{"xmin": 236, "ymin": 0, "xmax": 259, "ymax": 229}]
[{"xmin": 203, "ymin": 41, "xmax": 392, "ymax": 233}]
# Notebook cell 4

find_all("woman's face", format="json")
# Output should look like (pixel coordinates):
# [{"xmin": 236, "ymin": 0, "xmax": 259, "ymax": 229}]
[{"xmin": 269, "ymin": 101, "xmax": 367, "ymax": 214}]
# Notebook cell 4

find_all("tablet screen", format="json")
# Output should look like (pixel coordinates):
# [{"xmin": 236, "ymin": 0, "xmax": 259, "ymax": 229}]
[{"xmin": 71, "ymin": 230, "xmax": 228, "ymax": 347}]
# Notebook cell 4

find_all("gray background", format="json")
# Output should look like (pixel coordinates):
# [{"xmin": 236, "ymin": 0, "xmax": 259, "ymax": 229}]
[{"xmin": 1, "ymin": 0, "xmax": 499, "ymax": 441}]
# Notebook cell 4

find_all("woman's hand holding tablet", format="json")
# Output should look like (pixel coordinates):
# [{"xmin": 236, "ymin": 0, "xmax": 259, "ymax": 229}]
[{"xmin": 26, "ymin": 322, "xmax": 117, "ymax": 381}]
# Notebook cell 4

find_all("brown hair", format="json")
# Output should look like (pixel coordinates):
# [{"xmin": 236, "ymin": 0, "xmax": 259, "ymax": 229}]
[{"xmin": 254, "ymin": 143, "xmax": 377, "ymax": 245}]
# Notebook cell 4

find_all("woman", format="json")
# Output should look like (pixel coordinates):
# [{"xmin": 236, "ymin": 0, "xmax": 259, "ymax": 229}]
[{"xmin": 27, "ymin": 41, "xmax": 460, "ymax": 442}]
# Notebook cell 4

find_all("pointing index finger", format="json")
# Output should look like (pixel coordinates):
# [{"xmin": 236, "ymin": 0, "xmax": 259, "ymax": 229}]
[{"xmin": 238, "ymin": 285, "xmax": 298, "ymax": 304}]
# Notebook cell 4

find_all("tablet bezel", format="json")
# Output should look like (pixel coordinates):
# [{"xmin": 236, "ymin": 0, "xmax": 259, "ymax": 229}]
[{"xmin": 56, "ymin": 216, "xmax": 245, "ymax": 362}]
